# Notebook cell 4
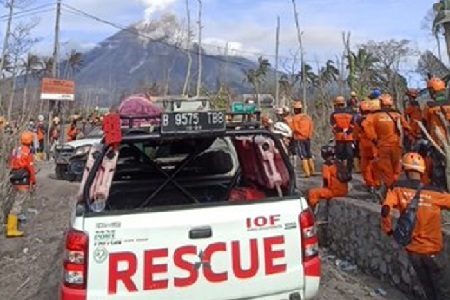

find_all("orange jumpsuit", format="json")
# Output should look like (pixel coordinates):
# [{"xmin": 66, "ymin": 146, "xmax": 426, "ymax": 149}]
[
  {"xmin": 67, "ymin": 125, "xmax": 78, "ymax": 141},
  {"xmin": 404, "ymin": 101, "xmax": 422, "ymax": 138},
  {"xmin": 381, "ymin": 179, "xmax": 450, "ymax": 300},
  {"xmin": 354, "ymin": 115, "xmax": 380, "ymax": 187},
  {"xmin": 330, "ymin": 108, "xmax": 355, "ymax": 173},
  {"xmin": 307, "ymin": 161, "xmax": 348, "ymax": 207},
  {"xmin": 364, "ymin": 108, "xmax": 410, "ymax": 188},
  {"xmin": 291, "ymin": 113, "xmax": 314, "ymax": 159},
  {"xmin": 10, "ymin": 145, "xmax": 36, "ymax": 191}
]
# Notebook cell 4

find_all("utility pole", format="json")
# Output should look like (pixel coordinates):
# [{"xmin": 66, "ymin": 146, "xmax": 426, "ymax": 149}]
[
  {"xmin": 52, "ymin": 0, "xmax": 61, "ymax": 78},
  {"xmin": 291, "ymin": 0, "xmax": 307, "ymax": 114},
  {"xmin": 196, "ymin": 0, "xmax": 203, "ymax": 97},
  {"xmin": 0, "ymin": 0, "xmax": 15, "ymax": 114},
  {"xmin": 182, "ymin": 0, "xmax": 192, "ymax": 96},
  {"xmin": 47, "ymin": 0, "xmax": 62, "ymax": 158},
  {"xmin": 0, "ymin": 0, "xmax": 15, "ymax": 79},
  {"xmin": 275, "ymin": 16, "xmax": 280, "ymax": 107}
]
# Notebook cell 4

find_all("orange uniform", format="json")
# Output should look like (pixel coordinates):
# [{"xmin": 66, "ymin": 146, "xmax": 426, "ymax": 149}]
[
  {"xmin": 404, "ymin": 101, "xmax": 422, "ymax": 137},
  {"xmin": 364, "ymin": 108, "xmax": 410, "ymax": 187},
  {"xmin": 354, "ymin": 116, "xmax": 380, "ymax": 187},
  {"xmin": 330, "ymin": 108, "xmax": 354, "ymax": 142},
  {"xmin": 10, "ymin": 145, "xmax": 36, "ymax": 187},
  {"xmin": 382, "ymin": 180, "xmax": 450, "ymax": 254},
  {"xmin": 308, "ymin": 162, "xmax": 349, "ymax": 207},
  {"xmin": 291, "ymin": 113, "xmax": 313, "ymax": 141},
  {"xmin": 67, "ymin": 125, "xmax": 78, "ymax": 141},
  {"xmin": 284, "ymin": 115, "xmax": 294, "ymax": 129}
]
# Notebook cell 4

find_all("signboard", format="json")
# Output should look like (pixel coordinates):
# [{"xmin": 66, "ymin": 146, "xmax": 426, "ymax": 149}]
[
  {"xmin": 241, "ymin": 94, "xmax": 275, "ymax": 109},
  {"xmin": 161, "ymin": 111, "xmax": 226, "ymax": 134},
  {"xmin": 40, "ymin": 78, "xmax": 75, "ymax": 101}
]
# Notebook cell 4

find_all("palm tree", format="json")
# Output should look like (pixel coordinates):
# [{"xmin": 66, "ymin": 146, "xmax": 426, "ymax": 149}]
[
  {"xmin": 63, "ymin": 50, "xmax": 82, "ymax": 79},
  {"xmin": 242, "ymin": 56, "xmax": 271, "ymax": 103},
  {"xmin": 347, "ymin": 48, "xmax": 379, "ymax": 97}
]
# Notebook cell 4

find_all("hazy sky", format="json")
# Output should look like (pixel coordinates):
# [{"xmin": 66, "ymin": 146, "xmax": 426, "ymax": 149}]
[{"xmin": 0, "ymin": 0, "xmax": 440, "ymax": 86}]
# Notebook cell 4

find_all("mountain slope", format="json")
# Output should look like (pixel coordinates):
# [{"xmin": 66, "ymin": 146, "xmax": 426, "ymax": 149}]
[{"xmin": 71, "ymin": 16, "xmax": 260, "ymax": 94}]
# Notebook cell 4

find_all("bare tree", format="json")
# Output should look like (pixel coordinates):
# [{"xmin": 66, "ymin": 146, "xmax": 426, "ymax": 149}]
[
  {"xmin": 361, "ymin": 39, "xmax": 416, "ymax": 107},
  {"xmin": 6, "ymin": 19, "xmax": 41, "ymax": 121},
  {"xmin": 417, "ymin": 50, "xmax": 450, "ymax": 80},
  {"xmin": 182, "ymin": 0, "xmax": 192, "ymax": 96},
  {"xmin": 21, "ymin": 53, "xmax": 41, "ymax": 113}
]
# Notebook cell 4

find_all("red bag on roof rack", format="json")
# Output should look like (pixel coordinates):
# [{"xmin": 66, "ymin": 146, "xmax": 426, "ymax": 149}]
[{"xmin": 118, "ymin": 94, "xmax": 163, "ymax": 128}]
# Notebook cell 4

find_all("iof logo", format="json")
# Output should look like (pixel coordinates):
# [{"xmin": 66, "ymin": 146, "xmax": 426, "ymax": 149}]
[{"xmin": 93, "ymin": 247, "xmax": 108, "ymax": 264}]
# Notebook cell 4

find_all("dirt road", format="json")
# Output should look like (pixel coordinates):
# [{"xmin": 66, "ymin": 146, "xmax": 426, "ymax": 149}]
[{"xmin": 0, "ymin": 162, "xmax": 412, "ymax": 300}]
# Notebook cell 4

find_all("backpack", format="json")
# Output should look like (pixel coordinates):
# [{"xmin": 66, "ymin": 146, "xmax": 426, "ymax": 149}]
[
  {"xmin": 335, "ymin": 160, "xmax": 352, "ymax": 182},
  {"xmin": 393, "ymin": 185, "xmax": 423, "ymax": 246}
]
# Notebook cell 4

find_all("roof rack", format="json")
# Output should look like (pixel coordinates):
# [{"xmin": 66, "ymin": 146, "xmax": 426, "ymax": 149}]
[{"xmin": 117, "ymin": 109, "xmax": 263, "ymax": 136}]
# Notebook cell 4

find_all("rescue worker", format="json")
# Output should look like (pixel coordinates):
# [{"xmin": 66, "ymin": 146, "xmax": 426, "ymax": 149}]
[
  {"xmin": 422, "ymin": 77, "xmax": 449, "ymax": 189},
  {"xmin": 67, "ymin": 120, "xmax": 78, "ymax": 142},
  {"xmin": 272, "ymin": 121, "xmax": 293, "ymax": 151},
  {"xmin": 330, "ymin": 95, "xmax": 355, "ymax": 175},
  {"xmin": 347, "ymin": 91, "xmax": 359, "ymax": 112},
  {"xmin": 36, "ymin": 115, "xmax": 46, "ymax": 160},
  {"xmin": 354, "ymin": 100, "xmax": 381, "ymax": 193},
  {"xmin": 381, "ymin": 152, "xmax": 450, "ymax": 300},
  {"xmin": 404, "ymin": 88, "xmax": 422, "ymax": 151},
  {"xmin": 7, "ymin": 131, "xmax": 37, "ymax": 237},
  {"xmin": 364, "ymin": 94, "xmax": 411, "ymax": 189},
  {"xmin": 307, "ymin": 145, "xmax": 349, "ymax": 211},
  {"xmin": 291, "ymin": 100, "xmax": 315, "ymax": 177}
]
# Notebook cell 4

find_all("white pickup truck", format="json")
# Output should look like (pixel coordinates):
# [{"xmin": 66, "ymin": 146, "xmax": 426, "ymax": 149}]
[{"xmin": 60, "ymin": 109, "xmax": 321, "ymax": 300}]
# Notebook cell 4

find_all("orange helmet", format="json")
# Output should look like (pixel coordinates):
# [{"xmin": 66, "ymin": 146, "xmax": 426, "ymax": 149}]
[
  {"xmin": 379, "ymin": 94, "xmax": 393, "ymax": 107},
  {"xmin": 334, "ymin": 96, "xmax": 346, "ymax": 105},
  {"xmin": 427, "ymin": 77, "xmax": 446, "ymax": 92},
  {"xmin": 292, "ymin": 101, "xmax": 302, "ymax": 109},
  {"xmin": 20, "ymin": 131, "xmax": 34, "ymax": 145},
  {"xmin": 402, "ymin": 152, "xmax": 425, "ymax": 174},
  {"xmin": 405, "ymin": 88, "xmax": 419, "ymax": 99}
]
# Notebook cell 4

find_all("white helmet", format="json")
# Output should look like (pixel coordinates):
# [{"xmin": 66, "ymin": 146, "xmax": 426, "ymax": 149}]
[
  {"xmin": 275, "ymin": 107, "xmax": 283, "ymax": 115},
  {"xmin": 272, "ymin": 122, "xmax": 292, "ymax": 138},
  {"xmin": 38, "ymin": 115, "xmax": 44, "ymax": 122}
]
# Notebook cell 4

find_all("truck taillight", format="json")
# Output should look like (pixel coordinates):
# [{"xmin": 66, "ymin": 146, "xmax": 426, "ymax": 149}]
[
  {"xmin": 299, "ymin": 209, "xmax": 319, "ymax": 262},
  {"xmin": 63, "ymin": 229, "xmax": 88, "ymax": 289}
]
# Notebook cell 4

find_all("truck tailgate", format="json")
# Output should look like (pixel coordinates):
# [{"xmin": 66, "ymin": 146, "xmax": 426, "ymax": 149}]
[{"xmin": 84, "ymin": 199, "xmax": 305, "ymax": 300}]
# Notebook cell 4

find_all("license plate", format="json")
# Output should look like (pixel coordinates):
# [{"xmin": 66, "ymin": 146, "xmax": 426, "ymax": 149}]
[{"xmin": 161, "ymin": 111, "xmax": 226, "ymax": 134}]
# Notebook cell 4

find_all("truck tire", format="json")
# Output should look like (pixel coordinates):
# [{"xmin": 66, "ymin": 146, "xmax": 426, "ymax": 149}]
[{"xmin": 55, "ymin": 165, "xmax": 66, "ymax": 180}]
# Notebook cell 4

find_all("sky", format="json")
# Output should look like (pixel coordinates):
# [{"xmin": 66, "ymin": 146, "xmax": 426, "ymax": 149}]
[{"xmin": 0, "ymin": 0, "xmax": 440, "ymax": 87}]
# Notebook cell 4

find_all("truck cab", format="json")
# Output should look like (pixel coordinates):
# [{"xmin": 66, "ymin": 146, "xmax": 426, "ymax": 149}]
[{"xmin": 60, "ymin": 103, "xmax": 320, "ymax": 300}]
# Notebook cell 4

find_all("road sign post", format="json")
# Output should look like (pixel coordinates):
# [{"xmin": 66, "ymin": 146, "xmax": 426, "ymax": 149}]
[{"xmin": 40, "ymin": 78, "xmax": 76, "ymax": 159}]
